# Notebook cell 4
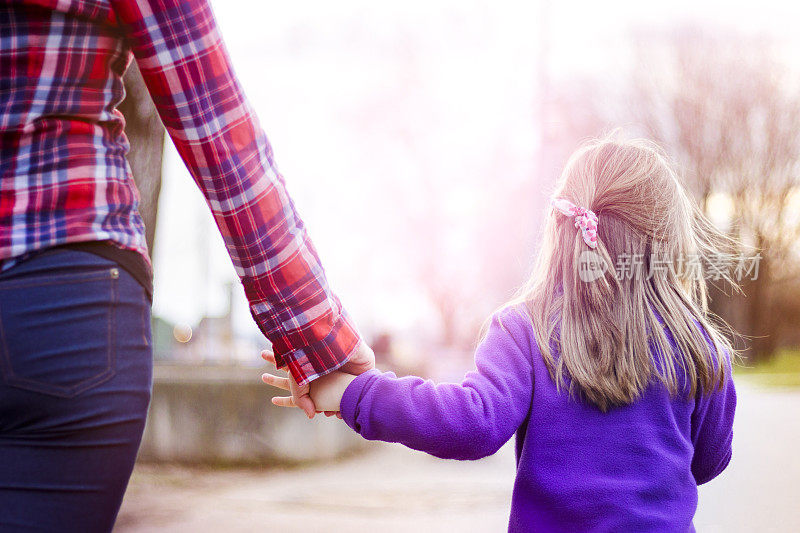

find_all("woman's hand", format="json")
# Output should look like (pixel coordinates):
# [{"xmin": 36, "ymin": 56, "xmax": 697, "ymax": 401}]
[
  {"xmin": 261, "ymin": 350, "xmax": 317, "ymax": 418},
  {"xmin": 339, "ymin": 341, "xmax": 376, "ymax": 376}
]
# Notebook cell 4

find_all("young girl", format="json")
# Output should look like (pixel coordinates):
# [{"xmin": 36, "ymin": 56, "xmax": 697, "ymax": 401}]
[{"xmin": 264, "ymin": 137, "xmax": 738, "ymax": 531}]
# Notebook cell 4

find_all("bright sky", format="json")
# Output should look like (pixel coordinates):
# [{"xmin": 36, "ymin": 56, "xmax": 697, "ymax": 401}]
[{"xmin": 151, "ymin": 0, "xmax": 800, "ymax": 341}]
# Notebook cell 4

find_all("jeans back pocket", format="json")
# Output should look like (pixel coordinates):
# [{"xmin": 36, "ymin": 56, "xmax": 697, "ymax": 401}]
[{"xmin": 0, "ymin": 266, "xmax": 118, "ymax": 398}]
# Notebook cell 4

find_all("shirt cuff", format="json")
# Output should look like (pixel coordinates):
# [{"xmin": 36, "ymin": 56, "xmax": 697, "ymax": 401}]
[
  {"xmin": 340, "ymin": 368, "xmax": 382, "ymax": 433},
  {"xmin": 276, "ymin": 310, "xmax": 363, "ymax": 386}
]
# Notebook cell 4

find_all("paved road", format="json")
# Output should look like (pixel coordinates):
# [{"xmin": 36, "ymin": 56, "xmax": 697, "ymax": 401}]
[{"xmin": 116, "ymin": 380, "xmax": 800, "ymax": 532}]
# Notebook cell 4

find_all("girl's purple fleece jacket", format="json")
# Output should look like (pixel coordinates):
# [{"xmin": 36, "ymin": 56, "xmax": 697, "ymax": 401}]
[{"xmin": 340, "ymin": 305, "xmax": 736, "ymax": 532}]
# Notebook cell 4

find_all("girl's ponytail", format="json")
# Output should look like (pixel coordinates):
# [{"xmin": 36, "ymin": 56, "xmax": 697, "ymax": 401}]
[{"xmin": 515, "ymin": 136, "xmax": 739, "ymax": 411}]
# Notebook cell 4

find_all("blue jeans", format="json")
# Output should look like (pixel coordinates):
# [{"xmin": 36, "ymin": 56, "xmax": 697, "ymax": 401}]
[{"xmin": 0, "ymin": 249, "xmax": 152, "ymax": 532}]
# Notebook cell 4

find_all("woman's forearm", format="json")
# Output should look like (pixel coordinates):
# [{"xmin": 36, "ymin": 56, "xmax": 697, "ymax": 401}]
[{"xmin": 112, "ymin": 0, "xmax": 362, "ymax": 385}]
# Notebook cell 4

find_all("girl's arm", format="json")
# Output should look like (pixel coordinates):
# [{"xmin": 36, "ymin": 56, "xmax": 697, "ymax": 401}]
[
  {"xmin": 690, "ymin": 349, "xmax": 737, "ymax": 484},
  {"xmin": 316, "ymin": 307, "xmax": 535, "ymax": 460}
]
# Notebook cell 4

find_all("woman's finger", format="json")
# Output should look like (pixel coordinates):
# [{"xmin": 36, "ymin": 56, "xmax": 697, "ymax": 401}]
[
  {"xmin": 271, "ymin": 396, "xmax": 295, "ymax": 408},
  {"xmin": 261, "ymin": 373, "xmax": 290, "ymax": 391},
  {"xmin": 261, "ymin": 350, "xmax": 278, "ymax": 366},
  {"xmin": 261, "ymin": 350, "xmax": 277, "ymax": 366},
  {"xmin": 294, "ymin": 393, "xmax": 316, "ymax": 419}
]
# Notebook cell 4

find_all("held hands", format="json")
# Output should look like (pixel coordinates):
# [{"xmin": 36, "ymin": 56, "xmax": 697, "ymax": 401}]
[{"xmin": 261, "ymin": 342, "xmax": 374, "ymax": 419}]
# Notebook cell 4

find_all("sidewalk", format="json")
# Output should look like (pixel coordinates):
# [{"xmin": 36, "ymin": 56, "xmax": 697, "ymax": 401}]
[{"xmin": 116, "ymin": 381, "xmax": 800, "ymax": 532}]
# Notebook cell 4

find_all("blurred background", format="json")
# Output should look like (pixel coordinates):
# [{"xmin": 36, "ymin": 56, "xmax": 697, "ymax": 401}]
[{"xmin": 115, "ymin": 0, "xmax": 800, "ymax": 530}]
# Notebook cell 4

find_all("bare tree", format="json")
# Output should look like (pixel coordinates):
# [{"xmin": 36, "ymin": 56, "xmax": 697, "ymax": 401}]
[{"xmin": 630, "ymin": 27, "xmax": 800, "ymax": 360}]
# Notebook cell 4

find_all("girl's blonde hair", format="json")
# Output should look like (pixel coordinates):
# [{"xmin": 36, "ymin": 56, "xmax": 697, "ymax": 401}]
[{"xmin": 514, "ymin": 136, "xmax": 739, "ymax": 411}]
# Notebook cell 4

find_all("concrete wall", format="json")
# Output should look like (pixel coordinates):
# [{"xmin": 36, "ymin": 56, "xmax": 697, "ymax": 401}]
[{"xmin": 137, "ymin": 364, "xmax": 369, "ymax": 465}]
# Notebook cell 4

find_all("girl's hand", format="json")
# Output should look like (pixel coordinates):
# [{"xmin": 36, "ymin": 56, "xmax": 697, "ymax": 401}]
[{"xmin": 308, "ymin": 371, "xmax": 357, "ymax": 413}]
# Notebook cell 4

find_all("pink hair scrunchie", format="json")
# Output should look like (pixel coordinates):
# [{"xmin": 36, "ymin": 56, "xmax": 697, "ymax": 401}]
[{"xmin": 550, "ymin": 197, "xmax": 599, "ymax": 249}]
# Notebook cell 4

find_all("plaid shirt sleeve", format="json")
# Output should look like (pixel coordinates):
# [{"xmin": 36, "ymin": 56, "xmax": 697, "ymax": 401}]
[{"xmin": 110, "ymin": 0, "xmax": 362, "ymax": 385}]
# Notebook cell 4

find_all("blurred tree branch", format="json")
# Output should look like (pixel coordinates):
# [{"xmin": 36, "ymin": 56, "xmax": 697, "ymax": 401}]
[{"xmin": 631, "ymin": 27, "xmax": 800, "ymax": 360}]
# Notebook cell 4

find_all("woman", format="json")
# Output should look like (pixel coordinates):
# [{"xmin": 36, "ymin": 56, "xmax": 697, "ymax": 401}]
[{"xmin": 0, "ymin": 1, "xmax": 372, "ymax": 531}]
